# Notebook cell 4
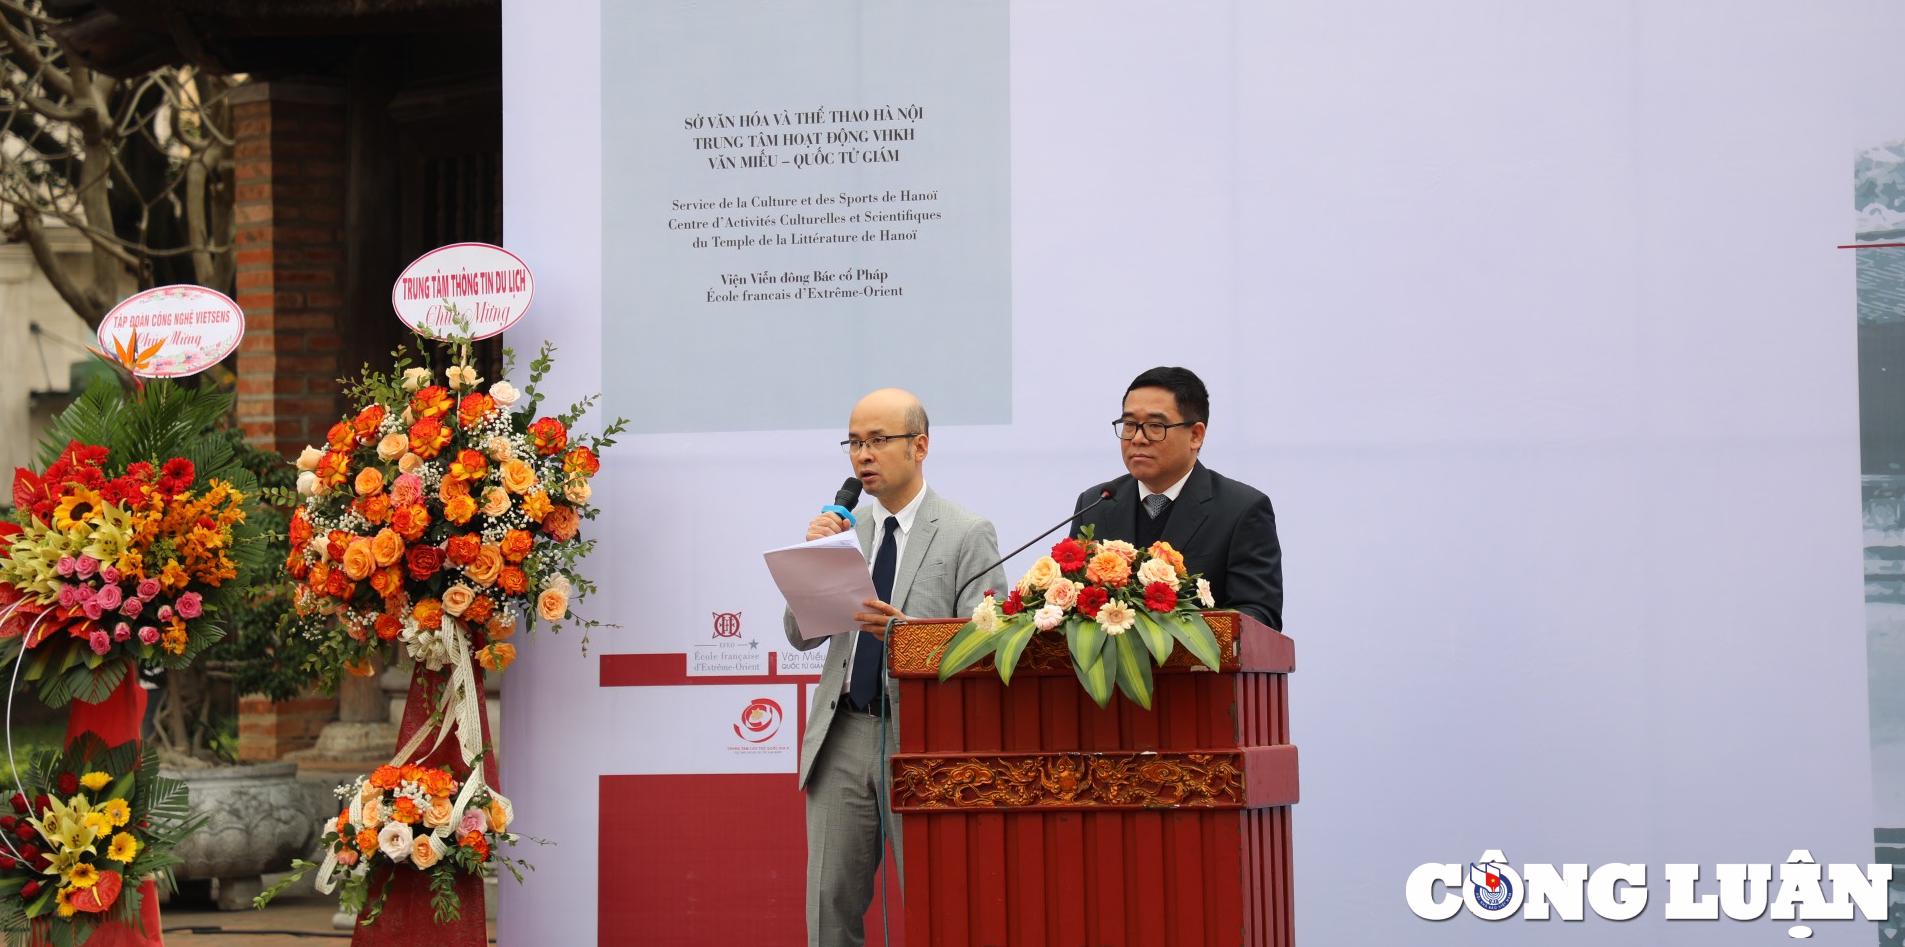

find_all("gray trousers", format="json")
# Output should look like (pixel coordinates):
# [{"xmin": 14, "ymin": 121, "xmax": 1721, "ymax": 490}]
[{"xmin": 804, "ymin": 709, "xmax": 903, "ymax": 947}]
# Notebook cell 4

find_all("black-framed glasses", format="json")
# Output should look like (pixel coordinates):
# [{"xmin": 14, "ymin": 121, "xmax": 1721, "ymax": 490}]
[
  {"xmin": 840, "ymin": 433, "xmax": 922, "ymax": 454},
  {"xmin": 1112, "ymin": 419, "xmax": 1195, "ymax": 441}
]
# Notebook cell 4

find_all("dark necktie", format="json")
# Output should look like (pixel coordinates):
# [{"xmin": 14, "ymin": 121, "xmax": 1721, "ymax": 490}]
[
  {"xmin": 848, "ymin": 515, "xmax": 899, "ymax": 709},
  {"xmin": 1144, "ymin": 493, "xmax": 1172, "ymax": 519}
]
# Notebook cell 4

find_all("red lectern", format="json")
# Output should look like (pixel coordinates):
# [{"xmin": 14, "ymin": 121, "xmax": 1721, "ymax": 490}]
[{"xmin": 888, "ymin": 611, "xmax": 1297, "ymax": 947}]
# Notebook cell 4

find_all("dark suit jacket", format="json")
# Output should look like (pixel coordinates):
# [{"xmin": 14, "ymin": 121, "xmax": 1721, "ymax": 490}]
[{"xmin": 1073, "ymin": 462, "xmax": 1283, "ymax": 629}]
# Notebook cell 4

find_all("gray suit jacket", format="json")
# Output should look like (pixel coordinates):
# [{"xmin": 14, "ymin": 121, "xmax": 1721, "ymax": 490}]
[{"xmin": 783, "ymin": 486, "xmax": 1006, "ymax": 789}]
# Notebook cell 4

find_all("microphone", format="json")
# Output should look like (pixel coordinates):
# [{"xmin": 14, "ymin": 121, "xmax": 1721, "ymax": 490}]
[
  {"xmin": 821, "ymin": 476, "xmax": 864, "ymax": 529},
  {"xmin": 952, "ymin": 481, "xmax": 1119, "ymax": 608}
]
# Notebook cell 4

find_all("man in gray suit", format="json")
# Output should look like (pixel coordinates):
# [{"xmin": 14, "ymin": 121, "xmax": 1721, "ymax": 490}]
[{"xmin": 784, "ymin": 388, "xmax": 1006, "ymax": 947}]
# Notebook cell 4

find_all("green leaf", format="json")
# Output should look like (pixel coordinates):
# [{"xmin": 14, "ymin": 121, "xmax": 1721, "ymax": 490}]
[
  {"xmin": 23, "ymin": 884, "xmax": 53, "ymax": 919},
  {"xmin": 1111, "ymin": 630, "xmax": 1155, "ymax": 709},
  {"xmin": 1133, "ymin": 611, "xmax": 1173, "ymax": 665},
  {"xmin": 993, "ymin": 617, "xmax": 1039, "ymax": 685},
  {"xmin": 254, "ymin": 860, "xmax": 320, "ymax": 910},
  {"xmin": 1072, "ymin": 629, "xmax": 1116, "ymax": 708},
  {"xmin": 105, "ymin": 772, "xmax": 135, "ymax": 802},
  {"xmin": 23, "ymin": 645, "xmax": 58, "ymax": 683},
  {"xmin": 1067, "ymin": 618, "xmax": 1105, "ymax": 670},
  {"xmin": 430, "ymin": 863, "xmax": 463, "ymax": 923},
  {"xmin": 40, "ymin": 656, "xmax": 131, "ymax": 707},
  {"xmin": 1164, "ymin": 611, "xmax": 1223, "ymax": 671},
  {"xmin": 936, "ymin": 621, "xmax": 1000, "ymax": 680}
]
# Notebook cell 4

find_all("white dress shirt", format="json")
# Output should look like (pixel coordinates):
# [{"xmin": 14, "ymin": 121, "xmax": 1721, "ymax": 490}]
[
  {"xmin": 1143, "ymin": 468, "xmax": 1193, "ymax": 508},
  {"xmin": 840, "ymin": 483, "xmax": 928, "ymax": 692}
]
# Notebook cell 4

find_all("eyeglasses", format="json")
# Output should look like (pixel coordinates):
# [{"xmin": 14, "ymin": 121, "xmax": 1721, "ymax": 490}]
[
  {"xmin": 1112, "ymin": 419, "xmax": 1196, "ymax": 441},
  {"xmin": 839, "ymin": 433, "xmax": 922, "ymax": 454}
]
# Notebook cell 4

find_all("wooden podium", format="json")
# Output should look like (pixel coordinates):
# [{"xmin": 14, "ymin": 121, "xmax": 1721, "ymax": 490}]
[{"xmin": 887, "ymin": 611, "xmax": 1297, "ymax": 947}]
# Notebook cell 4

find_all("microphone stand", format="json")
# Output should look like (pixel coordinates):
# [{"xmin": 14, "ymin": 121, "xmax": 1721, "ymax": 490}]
[{"xmin": 951, "ymin": 488, "xmax": 1116, "ymax": 607}]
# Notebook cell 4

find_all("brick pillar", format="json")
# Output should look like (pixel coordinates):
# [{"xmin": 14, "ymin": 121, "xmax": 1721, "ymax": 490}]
[
  {"xmin": 231, "ymin": 81, "xmax": 348, "ymax": 458},
  {"xmin": 231, "ymin": 81, "xmax": 348, "ymax": 762},
  {"xmin": 237, "ymin": 691, "xmax": 340, "ymax": 761}
]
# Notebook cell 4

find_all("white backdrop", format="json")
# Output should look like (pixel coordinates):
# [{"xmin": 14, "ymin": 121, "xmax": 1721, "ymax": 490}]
[{"xmin": 502, "ymin": 1, "xmax": 1902, "ymax": 942}]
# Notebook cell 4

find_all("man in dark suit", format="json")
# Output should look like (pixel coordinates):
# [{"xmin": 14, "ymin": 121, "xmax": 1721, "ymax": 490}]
[{"xmin": 1073, "ymin": 366, "xmax": 1283, "ymax": 628}]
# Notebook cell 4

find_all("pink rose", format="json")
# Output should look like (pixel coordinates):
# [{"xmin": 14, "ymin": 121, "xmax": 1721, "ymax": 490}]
[
  {"xmin": 458, "ymin": 808, "xmax": 486, "ymax": 836},
  {"xmin": 74, "ymin": 556, "xmax": 96, "ymax": 579},
  {"xmin": 136, "ymin": 626, "xmax": 159, "ymax": 646},
  {"xmin": 93, "ymin": 585, "xmax": 122, "ymax": 610},
  {"xmin": 56, "ymin": 586, "xmax": 79, "ymax": 609},
  {"xmin": 391, "ymin": 474, "xmax": 424, "ymax": 508},
  {"xmin": 99, "ymin": 566, "xmax": 119, "ymax": 584},
  {"xmin": 112, "ymin": 623, "xmax": 131, "ymax": 643},
  {"xmin": 1045, "ymin": 578, "xmax": 1080, "ymax": 610},
  {"xmin": 135, "ymin": 579, "xmax": 160, "ymax": 600},
  {"xmin": 54, "ymin": 557, "xmax": 75, "ymax": 578},
  {"xmin": 118, "ymin": 597, "xmax": 143, "ymax": 619},
  {"xmin": 81, "ymin": 601, "xmax": 103, "ymax": 621},
  {"xmin": 157, "ymin": 606, "xmax": 173, "ymax": 622},
  {"xmin": 174, "ymin": 592, "xmax": 203, "ymax": 619},
  {"xmin": 87, "ymin": 631, "xmax": 109, "ymax": 656}
]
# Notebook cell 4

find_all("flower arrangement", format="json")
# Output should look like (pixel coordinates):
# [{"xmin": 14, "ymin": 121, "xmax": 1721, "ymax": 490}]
[
  {"xmin": 937, "ymin": 527, "xmax": 1222, "ymax": 708},
  {"xmin": 0, "ymin": 735, "xmax": 195, "ymax": 941},
  {"xmin": 0, "ymin": 381, "xmax": 267, "ymax": 706},
  {"xmin": 280, "ymin": 336, "xmax": 624, "ymax": 683},
  {"xmin": 255, "ymin": 763, "xmax": 522, "ymax": 925}
]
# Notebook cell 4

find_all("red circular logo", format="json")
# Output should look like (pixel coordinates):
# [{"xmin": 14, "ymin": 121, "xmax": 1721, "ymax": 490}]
[
  {"xmin": 712, "ymin": 611, "xmax": 743, "ymax": 638},
  {"xmin": 733, "ymin": 698, "xmax": 783, "ymax": 743}
]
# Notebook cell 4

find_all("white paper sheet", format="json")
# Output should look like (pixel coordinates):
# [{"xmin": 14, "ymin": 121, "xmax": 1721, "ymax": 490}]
[{"xmin": 763, "ymin": 530, "xmax": 875, "ymax": 640}]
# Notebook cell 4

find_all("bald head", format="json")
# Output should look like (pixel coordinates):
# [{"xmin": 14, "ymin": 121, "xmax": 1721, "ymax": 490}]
[
  {"xmin": 853, "ymin": 387, "xmax": 929, "ymax": 436},
  {"xmin": 846, "ymin": 388, "xmax": 930, "ymax": 510}
]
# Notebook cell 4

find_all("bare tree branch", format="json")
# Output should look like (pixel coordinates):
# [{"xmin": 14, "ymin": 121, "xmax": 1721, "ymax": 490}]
[
  {"xmin": 0, "ymin": 4, "xmax": 69, "ymax": 100},
  {"xmin": 6, "ymin": 204, "xmax": 107, "ymax": 323},
  {"xmin": 0, "ymin": 0, "xmax": 236, "ymax": 328},
  {"xmin": 0, "ymin": 58, "xmax": 85, "ymax": 123},
  {"xmin": 0, "ymin": 0, "xmax": 57, "ymax": 28}
]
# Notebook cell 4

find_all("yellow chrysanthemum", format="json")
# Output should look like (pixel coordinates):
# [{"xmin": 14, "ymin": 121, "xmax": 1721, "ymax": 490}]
[
  {"xmin": 106, "ymin": 832, "xmax": 138, "ymax": 863},
  {"xmin": 54, "ymin": 887, "xmax": 75, "ymax": 918},
  {"xmin": 65, "ymin": 862, "xmax": 98, "ymax": 890},
  {"xmin": 100, "ymin": 798, "xmax": 129, "ymax": 828},
  {"xmin": 51, "ymin": 486, "xmax": 104, "ymax": 532},
  {"xmin": 80, "ymin": 812, "xmax": 112, "ymax": 838},
  {"xmin": 78, "ymin": 772, "xmax": 111, "ymax": 793}
]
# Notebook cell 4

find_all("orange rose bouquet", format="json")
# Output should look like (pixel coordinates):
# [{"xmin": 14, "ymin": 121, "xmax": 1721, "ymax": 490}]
[
  {"xmin": 281, "ymin": 337, "xmax": 624, "ymax": 684},
  {"xmin": 253, "ymin": 763, "xmax": 523, "ymax": 925}
]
